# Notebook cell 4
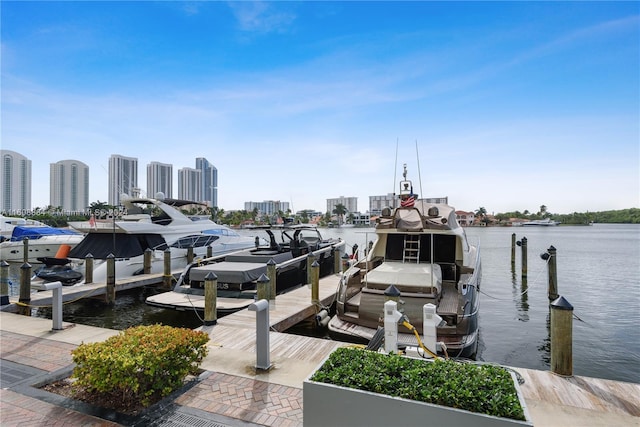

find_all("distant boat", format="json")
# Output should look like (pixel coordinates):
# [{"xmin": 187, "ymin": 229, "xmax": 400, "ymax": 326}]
[
  {"xmin": 521, "ymin": 218, "xmax": 560, "ymax": 226},
  {"xmin": 0, "ymin": 225, "xmax": 83, "ymax": 263}
]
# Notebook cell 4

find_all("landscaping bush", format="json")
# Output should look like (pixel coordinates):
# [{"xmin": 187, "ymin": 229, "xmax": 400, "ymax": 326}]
[
  {"xmin": 71, "ymin": 324, "xmax": 209, "ymax": 407},
  {"xmin": 309, "ymin": 347, "xmax": 526, "ymax": 421}
]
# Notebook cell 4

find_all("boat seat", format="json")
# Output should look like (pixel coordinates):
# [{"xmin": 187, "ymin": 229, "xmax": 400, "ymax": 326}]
[{"xmin": 364, "ymin": 262, "xmax": 442, "ymax": 294}]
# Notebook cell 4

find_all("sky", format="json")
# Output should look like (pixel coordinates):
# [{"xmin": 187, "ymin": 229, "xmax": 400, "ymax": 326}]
[{"xmin": 1, "ymin": 1, "xmax": 638, "ymax": 215}]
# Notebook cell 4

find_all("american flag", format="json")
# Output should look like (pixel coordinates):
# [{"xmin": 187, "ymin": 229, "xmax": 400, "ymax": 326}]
[{"xmin": 401, "ymin": 194, "xmax": 415, "ymax": 208}]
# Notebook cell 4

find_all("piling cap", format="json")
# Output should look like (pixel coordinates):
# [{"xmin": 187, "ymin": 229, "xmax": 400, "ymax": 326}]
[
  {"xmin": 204, "ymin": 271, "xmax": 218, "ymax": 280},
  {"xmin": 267, "ymin": 258, "xmax": 277, "ymax": 266},
  {"xmin": 384, "ymin": 284, "xmax": 401, "ymax": 297},
  {"xmin": 550, "ymin": 296, "xmax": 573, "ymax": 311},
  {"xmin": 257, "ymin": 273, "xmax": 269, "ymax": 283}
]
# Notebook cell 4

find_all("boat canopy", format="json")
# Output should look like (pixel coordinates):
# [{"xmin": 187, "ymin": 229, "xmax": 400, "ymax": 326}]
[
  {"xmin": 9, "ymin": 226, "xmax": 79, "ymax": 241},
  {"xmin": 68, "ymin": 233, "xmax": 167, "ymax": 259}
]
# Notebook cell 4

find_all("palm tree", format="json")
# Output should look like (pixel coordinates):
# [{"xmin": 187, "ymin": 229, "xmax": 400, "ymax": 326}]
[{"xmin": 333, "ymin": 203, "xmax": 347, "ymax": 226}]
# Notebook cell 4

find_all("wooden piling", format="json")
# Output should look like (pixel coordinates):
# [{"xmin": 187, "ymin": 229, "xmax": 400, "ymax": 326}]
[
  {"xmin": 207, "ymin": 244, "xmax": 213, "ymax": 258},
  {"xmin": 19, "ymin": 262, "xmax": 31, "ymax": 315},
  {"xmin": 511, "ymin": 233, "xmax": 516, "ymax": 266},
  {"xmin": 550, "ymin": 296, "xmax": 573, "ymax": 376},
  {"xmin": 333, "ymin": 246, "xmax": 341, "ymax": 274},
  {"xmin": 84, "ymin": 254, "xmax": 94, "ymax": 284},
  {"xmin": 311, "ymin": 260, "xmax": 320, "ymax": 304},
  {"xmin": 204, "ymin": 272, "xmax": 218, "ymax": 326},
  {"xmin": 22, "ymin": 238, "xmax": 29, "ymax": 263},
  {"xmin": 163, "ymin": 248, "xmax": 172, "ymax": 289},
  {"xmin": 257, "ymin": 273, "xmax": 270, "ymax": 301},
  {"xmin": 106, "ymin": 254, "xmax": 115, "ymax": 304},
  {"xmin": 267, "ymin": 259, "xmax": 276, "ymax": 308},
  {"xmin": 307, "ymin": 252, "xmax": 317, "ymax": 285},
  {"xmin": 521, "ymin": 236, "xmax": 528, "ymax": 280},
  {"xmin": 187, "ymin": 246, "xmax": 194, "ymax": 264},
  {"xmin": 547, "ymin": 246, "xmax": 558, "ymax": 301},
  {"xmin": 143, "ymin": 248, "xmax": 152, "ymax": 274},
  {"xmin": 0, "ymin": 261, "xmax": 9, "ymax": 305}
]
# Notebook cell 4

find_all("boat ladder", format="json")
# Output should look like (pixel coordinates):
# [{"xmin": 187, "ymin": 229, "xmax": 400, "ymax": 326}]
[{"xmin": 403, "ymin": 235, "xmax": 420, "ymax": 263}]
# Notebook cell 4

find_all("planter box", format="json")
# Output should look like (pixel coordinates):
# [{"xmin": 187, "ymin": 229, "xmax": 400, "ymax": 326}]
[{"xmin": 303, "ymin": 350, "xmax": 533, "ymax": 427}]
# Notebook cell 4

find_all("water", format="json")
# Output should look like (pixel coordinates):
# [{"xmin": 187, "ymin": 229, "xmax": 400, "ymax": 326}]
[{"xmin": 8, "ymin": 224, "xmax": 640, "ymax": 383}]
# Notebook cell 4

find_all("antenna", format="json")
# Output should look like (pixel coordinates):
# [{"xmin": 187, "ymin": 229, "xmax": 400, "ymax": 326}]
[
  {"xmin": 393, "ymin": 138, "xmax": 399, "ymax": 209},
  {"xmin": 415, "ymin": 140, "xmax": 423, "ymax": 200}
]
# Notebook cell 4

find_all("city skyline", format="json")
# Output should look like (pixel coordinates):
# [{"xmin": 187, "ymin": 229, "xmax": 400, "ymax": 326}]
[{"xmin": 2, "ymin": 2, "xmax": 638, "ymax": 214}]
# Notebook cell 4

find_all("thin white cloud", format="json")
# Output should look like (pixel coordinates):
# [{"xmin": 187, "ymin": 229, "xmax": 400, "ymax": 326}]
[{"xmin": 227, "ymin": 1, "xmax": 297, "ymax": 34}]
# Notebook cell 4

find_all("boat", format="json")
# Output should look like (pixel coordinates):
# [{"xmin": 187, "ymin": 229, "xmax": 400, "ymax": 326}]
[
  {"xmin": 327, "ymin": 164, "xmax": 482, "ymax": 359},
  {"xmin": 35, "ymin": 195, "xmax": 261, "ymax": 286},
  {"xmin": 145, "ymin": 225, "xmax": 346, "ymax": 314},
  {"xmin": 521, "ymin": 218, "xmax": 560, "ymax": 226},
  {"xmin": 0, "ymin": 215, "xmax": 47, "ymax": 240},
  {"xmin": 0, "ymin": 225, "xmax": 83, "ymax": 264}
]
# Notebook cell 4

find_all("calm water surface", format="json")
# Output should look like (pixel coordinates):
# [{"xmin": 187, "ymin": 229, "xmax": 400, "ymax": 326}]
[{"xmin": 15, "ymin": 223, "xmax": 639, "ymax": 383}]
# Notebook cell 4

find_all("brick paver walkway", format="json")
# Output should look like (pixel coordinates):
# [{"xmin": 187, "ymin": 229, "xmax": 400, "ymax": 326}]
[
  {"xmin": 1, "ymin": 330, "xmax": 303, "ymax": 426},
  {"xmin": 175, "ymin": 372, "xmax": 303, "ymax": 427}
]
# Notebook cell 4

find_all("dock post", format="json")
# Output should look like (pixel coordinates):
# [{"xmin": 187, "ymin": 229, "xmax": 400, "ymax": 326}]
[
  {"xmin": 311, "ymin": 260, "xmax": 320, "ymax": 305},
  {"xmin": 106, "ymin": 254, "xmax": 115, "ymax": 304},
  {"xmin": 333, "ymin": 246, "xmax": 341, "ymax": 274},
  {"xmin": 257, "ymin": 273, "xmax": 270, "ymax": 301},
  {"xmin": 22, "ymin": 238, "xmax": 29, "ymax": 263},
  {"xmin": 163, "ymin": 248, "xmax": 172, "ymax": 289},
  {"xmin": 204, "ymin": 272, "xmax": 218, "ymax": 326},
  {"xmin": 521, "ymin": 236, "xmax": 528, "ymax": 281},
  {"xmin": 547, "ymin": 246, "xmax": 558, "ymax": 301},
  {"xmin": 267, "ymin": 259, "xmax": 276, "ymax": 309},
  {"xmin": 207, "ymin": 244, "xmax": 213, "ymax": 258},
  {"xmin": 0, "ymin": 260, "xmax": 9, "ymax": 305},
  {"xmin": 511, "ymin": 233, "xmax": 516, "ymax": 267},
  {"xmin": 143, "ymin": 248, "xmax": 152, "ymax": 274},
  {"xmin": 550, "ymin": 296, "xmax": 573, "ymax": 376},
  {"xmin": 187, "ymin": 246, "xmax": 194, "ymax": 264},
  {"xmin": 19, "ymin": 262, "xmax": 32, "ymax": 316},
  {"xmin": 42, "ymin": 281, "xmax": 63, "ymax": 330},
  {"xmin": 306, "ymin": 252, "xmax": 317, "ymax": 285},
  {"xmin": 248, "ymin": 299, "xmax": 272, "ymax": 371},
  {"xmin": 84, "ymin": 254, "xmax": 94, "ymax": 284},
  {"xmin": 341, "ymin": 253, "xmax": 350, "ymax": 273}
]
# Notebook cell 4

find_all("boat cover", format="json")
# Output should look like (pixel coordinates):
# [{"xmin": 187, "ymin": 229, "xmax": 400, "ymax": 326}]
[
  {"xmin": 9, "ymin": 226, "xmax": 79, "ymax": 241},
  {"xmin": 190, "ymin": 251, "xmax": 294, "ymax": 284},
  {"xmin": 364, "ymin": 261, "xmax": 442, "ymax": 294},
  {"xmin": 68, "ymin": 233, "xmax": 167, "ymax": 259}
]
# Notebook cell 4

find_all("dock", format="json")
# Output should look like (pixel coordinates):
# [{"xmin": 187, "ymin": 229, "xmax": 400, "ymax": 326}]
[{"xmin": 1, "ymin": 271, "xmax": 639, "ymax": 426}]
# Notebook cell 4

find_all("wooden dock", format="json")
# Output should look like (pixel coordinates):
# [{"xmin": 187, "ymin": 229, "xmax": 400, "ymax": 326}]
[{"xmin": 0, "ymin": 268, "xmax": 638, "ymax": 426}]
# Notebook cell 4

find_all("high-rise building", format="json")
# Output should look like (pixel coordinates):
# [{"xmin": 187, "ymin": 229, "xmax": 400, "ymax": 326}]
[
  {"xmin": 244, "ymin": 200, "xmax": 290, "ymax": 217},
  {"xmin": 178, "ymin": 167, "xmax": 201, "ymax": 202},
  {"xmin": 50, "ymin": 160, "xmax": 89, "ymax": 212},
  {"xmin": 195, "ymin": 157, "xmax": 217, "ymax": 207},
  {"xmin": 147, "ymin": 161, "xmax": 173, "ymax": 199},
  {"xmin": 108, "ymin": 154, "xmax": 138, "ymax": 206},
  {"xmin": 326, "ymin": 196, "xmax": 357, "ymax": 215},
  {"xmin": 0, "ymin": 150, "xmax": 32, "ymax": 212}
]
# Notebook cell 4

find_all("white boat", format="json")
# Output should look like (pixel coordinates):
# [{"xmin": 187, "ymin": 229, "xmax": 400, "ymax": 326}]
[
  {"xmin": 145, "ymin": 225, "xmax": 345, "ymax": 314},
  {"xmin": 521, "ymin": 218, "xmax": 560, "ymax": 226},
  {"xmin": 36, "ymin": 196, "xmax": 261, "ymax": 286},
  {"xmin": 1, "ymin": 215, "xmax": 46, "ymax": 240},
  {"xmin": 0, "ymin": 225, "xmax": 83, "ymax": 263},
  {"xmin": 328, "ymin": 164, "xmax": 482, "ymax": 359}
]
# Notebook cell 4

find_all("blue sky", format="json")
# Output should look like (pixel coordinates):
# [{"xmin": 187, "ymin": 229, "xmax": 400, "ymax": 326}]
[{"xmin": 2, "ymin": 1, "xmax": 638, "ymax": 215}]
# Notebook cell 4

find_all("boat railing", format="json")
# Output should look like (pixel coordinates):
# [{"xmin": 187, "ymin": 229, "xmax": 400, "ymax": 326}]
[{"xmin": 275, "ymin": 240, "xmax": 346, "ymax": 272}]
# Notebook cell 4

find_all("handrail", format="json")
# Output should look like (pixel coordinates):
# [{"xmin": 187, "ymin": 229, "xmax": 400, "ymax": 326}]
[{"xmin": 275, "ymin": 241, "xmax": 346, "ymax": 271}]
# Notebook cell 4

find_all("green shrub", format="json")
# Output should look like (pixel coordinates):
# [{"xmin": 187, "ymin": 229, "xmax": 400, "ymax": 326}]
[
  {"xmin": 71, "ymin": 324, "xmax": 209, "ymax": 407},
  {"xmin": 310, "ymin": 347, "xmax": 526, "ymax": 421}
]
